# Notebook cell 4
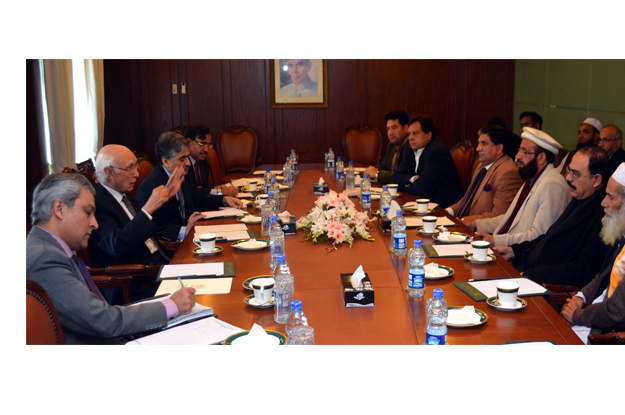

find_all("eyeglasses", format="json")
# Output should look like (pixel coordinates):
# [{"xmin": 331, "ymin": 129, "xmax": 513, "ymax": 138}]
[
  {"xmin": 564, "ymin": 166, "xmax": 594, "ymax": 180},
  {"xmin": 597, "ymin": 137, "xmax": 619, "ymax": 143},
  {"xmin": 195, "ymin": 140, "xmax": 209, "ymax": 147},
  {"xmin": 517, "ymin": 147, "xmax": 538, "ymax": 156},
  {"xmin": 109, "ymin": 163, "xmax": 139, "ymax": 172}
]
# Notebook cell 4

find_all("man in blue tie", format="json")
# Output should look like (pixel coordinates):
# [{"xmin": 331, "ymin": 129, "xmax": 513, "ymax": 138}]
[{"xmin": 26, "ymin": 173, "xmax": 196, "ymax": 344}]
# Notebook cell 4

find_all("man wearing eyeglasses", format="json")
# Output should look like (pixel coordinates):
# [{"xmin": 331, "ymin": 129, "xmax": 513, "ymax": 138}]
[
  {"xmin": 90, "ymin": 144, "xmax": 187, "ymax": 303},
  {"xmin": 463, "ymin": 127, "xmax": 570, "ymax": 246},
  {"xmin": 493, "ymin": 146, "xmax": 610, "ymax": 288},
  {"xmin": 597, "ymin": 125, "xmax": 625, "ymax": 176}
]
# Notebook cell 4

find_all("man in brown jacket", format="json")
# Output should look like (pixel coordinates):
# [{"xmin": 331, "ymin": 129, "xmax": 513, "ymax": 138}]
[{"xmin": 447, "ymin": 126, "xmax": 522, "ymax": 221}]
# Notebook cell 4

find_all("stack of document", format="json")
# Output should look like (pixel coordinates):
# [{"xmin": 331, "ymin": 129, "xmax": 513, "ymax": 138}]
[
  {"xmin": 126, "ymin": 317, "xmax": 244, "ymax": 345},
  {"xmin": 155, "ymin": 263, "xmax": 235, "ymax": 296},
  {"xmin": 195, "ymin": 224, "xmax": 250, "ymax": 241},
  {"xmin": 202, "ymin": 208, "xmax": 247, "ymax": 219}
]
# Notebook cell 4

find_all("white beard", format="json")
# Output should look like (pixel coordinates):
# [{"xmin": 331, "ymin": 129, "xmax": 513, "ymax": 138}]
[{"xmin": 600, "ymin": 207, "xmax": 625, "ymax": 246}]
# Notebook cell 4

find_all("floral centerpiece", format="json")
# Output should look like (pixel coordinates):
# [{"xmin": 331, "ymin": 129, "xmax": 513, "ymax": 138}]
[{"xmin": 296, "ymin": 190, "xmax": 374, "ymax": 251}]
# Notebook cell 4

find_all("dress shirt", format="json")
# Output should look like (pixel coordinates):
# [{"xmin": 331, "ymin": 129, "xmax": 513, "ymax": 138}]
[
  {"xmin": 37, "ymin": 226, "xmax": 179, "ymax": 320},
  {"xmin": 409, "ymin": 148, "xmax": 426, "ymax": 183},
  {"xmin": 101, "ymin": 183, "xmax": 153, "ymax": 221},
  {"xmin": 163, "ymin": 168, "xmax": 188, "ymax": 241}
]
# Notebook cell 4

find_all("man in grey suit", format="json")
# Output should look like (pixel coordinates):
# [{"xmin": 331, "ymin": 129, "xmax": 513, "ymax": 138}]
[{"xmin": 26, "ymin": 173, "xmax": 196, "ymax": 345}]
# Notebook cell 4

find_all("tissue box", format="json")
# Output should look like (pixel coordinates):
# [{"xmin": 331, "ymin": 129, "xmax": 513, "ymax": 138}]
[
  {"xmin": 278, "ymin": 216, "xmax": 297, "ymax": 235},
  {"xmin": 313, "ymin": 182, "xmax": 329, "ymax": 194},
  {"xmin": 376, "ymin": 212, "xmax": 392, "ymax": 233},
  {"xmin": 340, "ymin": 273, "xmax": 374, "ymax": 307}
]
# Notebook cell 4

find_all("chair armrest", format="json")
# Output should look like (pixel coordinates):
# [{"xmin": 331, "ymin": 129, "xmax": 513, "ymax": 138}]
[
  {"xmin": 92, "ymin": 275, "xmax": 133, "ymax": 305},
  {"xmin": 541, "ymin": 283, "xmax": 581, "ymax": 314},
  {"xmin": 157, "ymin": 238, "xmax": 182, "ymax": 252},
  {"xmin": 588, "ymin": 331, "xmax": 625, "ymax": 345}
]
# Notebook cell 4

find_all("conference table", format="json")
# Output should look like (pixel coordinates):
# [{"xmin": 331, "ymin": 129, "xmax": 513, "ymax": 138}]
[{"xmin": 171, "ymin": 164, "xmax": 583, "ymax": 345}]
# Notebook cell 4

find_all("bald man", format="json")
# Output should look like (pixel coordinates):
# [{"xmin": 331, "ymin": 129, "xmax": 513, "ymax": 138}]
[{"xmin": 90, "ymin": 144, "xmax": 192, "ymax": 304}]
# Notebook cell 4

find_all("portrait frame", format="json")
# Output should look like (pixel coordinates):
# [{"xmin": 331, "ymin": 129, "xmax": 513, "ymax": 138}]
[{"xmin": 270, "ymin": 59, "xmax": 328, "ymax": 109}]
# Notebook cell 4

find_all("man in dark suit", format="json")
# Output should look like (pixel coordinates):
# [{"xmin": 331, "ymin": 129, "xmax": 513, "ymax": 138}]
[
  {"xmin": 26, "ymin": 173, "xmax": 196, "ymax": 344},
  {"xmin": 494, "ymin": 146, "xmax": 610, "ymax": 287},
  {"xmin": 392, "ymin": 115, "xmax": 464, "ymax": 207},
  {"xmin": 90, "ymin": 144, "xmax": 186, "ymax": 303},
  {"xmin": 597, "ymin": 125, "xmax": 625, "ymax": 176},
  {"xmin": 136, "ymin": 132, "xmax": 242, "ymax": 241},
  {"xmin": 561, "ymin": 162, "xmax": 625, "ymax": 342},
  {"xmin": 364, "ymin": 110, "xmax": 411, "ymax": 184}
]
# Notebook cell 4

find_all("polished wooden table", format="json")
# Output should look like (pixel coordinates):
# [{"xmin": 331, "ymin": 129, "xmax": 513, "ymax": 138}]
[{"xmin": 171, "ymin": 164, "xmax": 582, "ymax": 345}]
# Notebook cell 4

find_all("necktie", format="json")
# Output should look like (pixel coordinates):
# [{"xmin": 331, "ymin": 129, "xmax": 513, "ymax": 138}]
[
  {"xmin": 455, "ymin": 167, "xmax": 487, "ymax": 218},
  {"xmin": 71, "ymin": 255, "xmax": 105, "ymax": 301},
  {"xmin": 176, "ymin": 190, "xmax": 185, "ymax": 220},
  {"xmin": 608, "ymin": 245, "xmax": 625, "ymax": 298},
  {"xmin": 193, "ymin": 163, "xmax": 202, "ymax": 187},
  {"xmin": 121, "ymin": 195, "xmax": 171, "ymax": 262}
]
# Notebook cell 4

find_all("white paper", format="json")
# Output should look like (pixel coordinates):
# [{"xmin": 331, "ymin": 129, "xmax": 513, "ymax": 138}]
[
  {"xmin": 231, "ymin": 323, "xmax": 280, "ymax": 345},
  {"xmin": 196, "ymin": 224, "xmax": 250, "ymax": 241},
  {"xmin": 387, "ymin": 201, "xmax": 402, "ymax": 219},
  {"xmin": 427, "ymin": 244, "xmax": 494, "ymax": 257},
  {"xmin": 254, "ymin": 170, "xmax": 282, "ymax": 175},
  {"xmin": 405, "ymin": 216, "xmax": 456, "ymax": 228},
  {"xmin": 126, "ymin": 317, "xmax": 244, "ymax": 345},
  {"xmin": 202, "ymin": 208, "xmax": 247, "ymax": 219},
  {"xmin": 156, "ymin": 278, "xmax": 233, "ymax": 296},
  {"xmin": 159, "ymin": 263, "xmax": 226, "ymax": 279},
  {"xmin": 468, "ymin": 277, "xmax": 548, "ymax": 299},
  {"xmin": 235, "ymin": 192, "xmax": 254, "ymax": 199},
  {"xmin": 402, "ymin": 201, "xmax": 439, "ymax": 210},
  {"xmin": 350, "ymin": 265, "xmax": 366, "ymax": 288},
  {"xmin": 230, "ymin": 178, "xmax": 252, "ymax": 187}
]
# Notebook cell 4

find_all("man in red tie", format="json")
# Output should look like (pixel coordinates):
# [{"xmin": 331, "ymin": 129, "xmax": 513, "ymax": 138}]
[
  {"xmin": 447, "ymin": 125, "xmax": 522, "ymax": 221},
  {"xmin": 464, "ymin": 127, "xmax": 571, "ymax": 246},
  {"xmin": 26, "ymin": 173, "xmax": 196, "ymax": 344}
]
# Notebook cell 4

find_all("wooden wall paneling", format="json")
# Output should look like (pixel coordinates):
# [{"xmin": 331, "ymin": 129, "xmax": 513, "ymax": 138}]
[
  {"xmin": 452, "ymin": 60, "xmax": 470, "ymax": 145},
  {"xmin": 177, "ymin": 60, "xmax": 188, "ymax": 127},
  {"xmin": 185, "ymin": 59, "xmax": 226, "ymax": 135},
  {"xmin": 263, "ymin": 59, "xmax": 277, "ymax": 166},
  {"xmin": 169, "ymin": 60, "xmax": 181, "ymax": 129},
  {"xmin": 26, "ymin": 59, "xmax": 47, "ymax": 224},
  {"xmin": 139, "ymin": 60, "xmax": 175, "ymax": 157},
  {"xmin": 221, "ymin": 60, "xmax": 233, "ymax": 129}
]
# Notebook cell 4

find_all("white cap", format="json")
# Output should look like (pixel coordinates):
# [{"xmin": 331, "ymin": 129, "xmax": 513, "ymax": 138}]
[
  {"xmin": 521, "ymin": 127, "xmax": 562, "ymax": 155},
  {"xmin": 612, "ymin": 163, "xmax": 625, "ymax": 187},
  {"xmin": 582, "ymin": 118, "xmax": 603, "ymax": 132}
]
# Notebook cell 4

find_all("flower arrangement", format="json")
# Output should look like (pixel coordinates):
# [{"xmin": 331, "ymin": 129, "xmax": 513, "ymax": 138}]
[{"xmin": 296, "ymin": 190, "xmax": 374, "ymax": 251}]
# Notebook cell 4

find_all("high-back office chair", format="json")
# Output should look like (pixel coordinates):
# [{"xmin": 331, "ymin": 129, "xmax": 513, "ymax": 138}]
[
  {"xmin": 341, "ymin": 125, "xmax": 383, "ymax": 166},
  {"xmin": 132, "ymin": 153, "xmax": 156, "ymax": 197},
  {"xmin": 215, "ymin": 125, "xmax": 258, "ymax": 179},
  {"xmin": 27, "ymin": 279, "xmax": 65, "ymax": 345},
  {"xmin": 450, "ymin": 140, "xmax": 476, "ymax": 191},
  {"xmin": 206, "ymin": 145, "xmax": 224, "ymax": 187}
]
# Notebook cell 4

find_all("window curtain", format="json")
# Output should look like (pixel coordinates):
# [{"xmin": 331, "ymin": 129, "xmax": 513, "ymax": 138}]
[
  {"xmin": 42, "ymin": 59, "xmax": 75, "ymax": 173},
  {"xmin": 84, "ymin": 59, "xmax": 105, "ymax": 153}
]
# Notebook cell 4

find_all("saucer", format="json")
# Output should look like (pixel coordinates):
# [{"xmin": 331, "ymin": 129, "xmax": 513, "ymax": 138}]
[
  {"xmin": 464, "ymin": 253, "xmax": 496, "ymax": 264},
  {"xmin": 417, "ymin": 227, "xmax": 441, "ymax": 235},
  {"xmin": 192, "ymin": 246, "xmax": 223, "ymax": 256},
  {"xmin": 232, "ymin": 239, "xmax": 269, "ymax": 251},
  {"xmin": 237, "ymin": 215, "xmax": 262, "ymax": 224},
  {"xmin": 223, "ymin": 330, "xmax": 286, "ymax": 345},
  {"xmin": 243, "ymin": 275, "xmax": 273, "ymax": 291},
  {"xmin": 413, "ymin": 208, "xmax": 435, "ymax": 216},
  {"xmin": 446, "ymin": 307, "xmax": 488, "ymax": 327},
  {"xmin": 432, "ymin": 232, "xmax": 470, "ymax": 244},
  {"xmin": 244, "ymin": 295, "xmax": 275, "ymax": 309},
  {"xmin": 424, "ymin": 265, "xmax": 454, "ymax": 280},
  {"xmin": 486, "ymin": 296, "xmax": 527, "ymax": 311}
]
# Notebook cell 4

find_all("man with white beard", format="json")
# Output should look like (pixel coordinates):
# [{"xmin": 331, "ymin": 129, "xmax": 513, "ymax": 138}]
[{"xmin": 561, "ymin": 162, "xmax": 625, "ymax": 343}]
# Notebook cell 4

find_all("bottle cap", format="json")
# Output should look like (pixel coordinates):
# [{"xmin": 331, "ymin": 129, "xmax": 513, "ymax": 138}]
[
  {"xmin": 396, "ymin": 210, "xmax": 403, "ymax": 216},
  {"xmin": 290, "ymin": 300, "xmax": 302, "ymax": 311},
  {"xmin": 349, "ymin": 161, "xmax": 353, "ymax": 165},
  {"xmin": 337, "ymin": 156, "xmax": 342, "ymax": 160},
  {"xmin": 271, "ymin": 216, "xmax": 278, "ymax": 222},
  {"xmin": 329, "ymin": 147, "xmax": 333, "ymax": 151},
  {"xmin": 277, "ymin": 254, "xmax": 285, "ymax": 263},
  {"xmin": 364, "ymin": 174, "xmax": 369, "ymax": 178},
  {"xmin": 414, "ymin": 240, "xmax": 422, "ymax": 247},
  {"xmin": 433, "ymin": 288, "xmax": 444, "ymax": 298},
  {"xmin": 268, "ymin": 192, "xmax": 274, "ymax": 197},
  {"xmin": 287, "ymin": 157, "xmax": 290, "ymax": 161},
  {"xmin": 291, "ymin": 149, "xmax": 295, "ymax": 152},
  {"xmin": 272, "ymin": 177, "xmax": 277, "ymax": 182},
  {"xmin": 266, "ymin": 167, "xmax": 271, "ymax": 171},
  {"xmin": 383, "ymin": 185, "xmax": 388, "ymax": 190}
]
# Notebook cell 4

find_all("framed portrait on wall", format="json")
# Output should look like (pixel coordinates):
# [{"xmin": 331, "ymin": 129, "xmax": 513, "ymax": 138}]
[{"xmin": 270, "ymin": 59, "xmax": 328, "ymax": 108}]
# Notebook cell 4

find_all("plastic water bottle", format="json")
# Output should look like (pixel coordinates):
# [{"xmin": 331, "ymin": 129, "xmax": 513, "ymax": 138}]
[
  {"xmin": 327, "ymin": 147, "xmax": 335, "ymax": 174},
  {"xmin": 269, "ymin": 215, "xmax": 285, "ymax": 272},
  {"xmin": 380, "ymin": 185, "xmax": 392, "ymax": 217},
  {"xmin": 264, "ymin": 167, "xmax": 272, "ymax": 194},
  {"xmin": 283, "ymin": 157, "xmax": 293, "ymax": 189},
  {"xmin": 261, "ymin": 193, "xmax": 275, "ymax": 236},
  {"xmin": 324, "ymin": 151, "xmax": 329, "ymax": 173},
  {"xmin": 426, "ymin": 289, "xmax": 448, "ymax": 345},
  {"xmin": 290, "ymin": 149, "xmax": 299, "ymax": 175},
  {"xmin": 286, "ymin": 300, "xmax": 309, "ymax": 344},
  {"xmin": 346, "ymin": 161, "xmax": 355, "ymax": 190},
  {"xmin": 392, "ymin": 210, "xmax": 407, "ymax": 256},
  {"xmin": 360, "ymin": 173, "xmax": 371, "ymax": 208},
  {"xmin": 407, "ymin": 240, "xmax": 426, "ymax": 297},
  {"xmin": 274, "ymin": 255, "xmax": 294, "ymax": 324},
  {"xmin": 336, "ymin": 156, "xmax": 345, "ymax": 184},
  {"xmin": 271, "ymin": 177, "xmax": 280, "ymax": 209}
]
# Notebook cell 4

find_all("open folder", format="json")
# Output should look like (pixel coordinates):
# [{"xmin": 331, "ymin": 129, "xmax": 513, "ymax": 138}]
[{"xmin": 156, "ymin": 262, "xmax": 236, "ymax": 281}]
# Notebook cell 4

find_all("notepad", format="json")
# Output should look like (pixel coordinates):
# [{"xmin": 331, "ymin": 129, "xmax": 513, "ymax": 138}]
[
  {"xmin": 126, "ymin": 317, "xmax": 244, "ymax": 345},
  {"xmin": 157, "ymin": 262, "xmax": 235, "ymax": 281},
  {"xmin": 424, "ymin": 244, "xmax": 493, "ymax": 258},
  {"xmin": 453, "ymin": 277, "xmax": 552, "ymax": 301},
  {"xmin": 405, "ymin": 216, "xmax": 457, "ymax": 228},
  {"xmin": 195, "ymin": 224, "xmax": 250, "ymax": 241},
  {"xmin": 155, "ymin": 278, "xmax": 233, "ymax": 296},
  {"xmin": 202, "ymin": 208, "xmax": 247, "ymax": 219}
]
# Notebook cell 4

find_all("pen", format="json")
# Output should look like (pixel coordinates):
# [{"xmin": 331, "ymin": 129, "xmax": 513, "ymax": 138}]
[{"xmin": 177, "ymin": 275, "xmax": 184, "ymax": 291}]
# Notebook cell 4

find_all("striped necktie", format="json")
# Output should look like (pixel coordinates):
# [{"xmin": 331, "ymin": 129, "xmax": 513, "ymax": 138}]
[
  {"xmin": 455, "ymin": 167, "xmax": 487, "ymax": 218},
  {"xmin": 71, "ymin": 255, "xmax": 105, "ymax": 301}
]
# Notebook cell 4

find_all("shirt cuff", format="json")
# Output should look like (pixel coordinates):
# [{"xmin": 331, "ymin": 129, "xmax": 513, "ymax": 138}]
[
  {"xmin": 141, "ymin": 208, "xmax": 153, "ymax": 221},
  {"xmin": 445, "ymin": 207, "xmax": 454, "ymax": 216},
  {"xmin": 575, "ymin": 292, "xmax": 586, "ymax": 305},
  {"xmin": 161, "ymin": 298, "xmax": 179, "ymax": 319},
  {"xmin": 178, "ymin": 226, "xmax": 186, "ymax": 242},
  {"xmin": 210, "ymin": 188, "xmax": 219, "ymax": 195},
  {"xmin": 409, "ymin": 175, "xmax": 418, "ymax": 183}
]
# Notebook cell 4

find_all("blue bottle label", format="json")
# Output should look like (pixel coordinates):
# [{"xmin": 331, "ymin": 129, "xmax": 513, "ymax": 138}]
[
  {"xmin": 382, "ymin": 205, "xmax": 390, "ymax": 215},
  {"xmin": 362, "ymin": 193, "xmax": 370, "ymax": 204},
  {"xmin": 328, "ymin": 160, "xmax": 334, "ymax": 168},
  {"xmin": 409, "ymin": 271, "xmax": 424, "ymax": 289},
  {"xmin": 394, "ymin": 236, "xmax": 406, "ymax": 250},
  {"xmin": 292, "ymin": 163, "xmax": 298, "ymax": 170},
  {"xmin": 425, "ymin": 332, "xmax": 446, "ymax": 345},
  {"xmin": 337, "ymin": 171, "xmax": 344, "ymax": 179}
]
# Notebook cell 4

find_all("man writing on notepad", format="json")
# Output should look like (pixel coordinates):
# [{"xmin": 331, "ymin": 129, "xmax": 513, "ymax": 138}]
[{"xmin": 26, "ymin": 173, "xmax": 196, "ymax": 345}]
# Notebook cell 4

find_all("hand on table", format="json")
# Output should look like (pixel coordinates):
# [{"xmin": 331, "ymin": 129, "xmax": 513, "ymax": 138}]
[
  {"xmin": 560, "ymin": 296, "xmax": 584, "ymax": 325},
  {"xmin": 460, "ymin": 218, "xmax": 476, "ymax": 231},
  {"xmin": 185, "ymin": 211, "xmax": 204, "ymax": 237},
  {"xmin": 224, "ymin": 196, "xmax": 243, "ymax": 209},
  {"xmin": 218, "ymin": 185, "xmax": 239, "ymax": 197},
  {"xmin": 493, "ymin": 245, "xmax": 515, "ymax": 260},
  {"xmin": 474, "ymin": 232, "xmax": 494, "ymax": 245},
  {"xmin": 364, "ymin": 166, "xmax": 378, "ymax": 179}
]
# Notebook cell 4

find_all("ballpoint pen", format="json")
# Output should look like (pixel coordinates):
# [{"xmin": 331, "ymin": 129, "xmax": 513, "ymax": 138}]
[{"xmin": 177, "ymin": 275, "xmax": 184, "ymax": 291}]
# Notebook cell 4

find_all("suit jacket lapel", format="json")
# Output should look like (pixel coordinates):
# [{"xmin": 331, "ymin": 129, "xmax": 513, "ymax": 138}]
[{"xmin": 97, "ymin": 183, "xmax": 132, "ymax": 225}]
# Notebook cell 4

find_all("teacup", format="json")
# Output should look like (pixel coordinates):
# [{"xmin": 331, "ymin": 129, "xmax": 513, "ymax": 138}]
[
  {"xmin": 257, "ymin": 194, "xmax": 269, "ymax": 206},
  {"xmin": 496, "ymin": 281, "xmax": 520, "ymax": 307},
  {"xmin": 422, "ymin": 216, "xmax": 438, "ymax": 233},
  {"xmin": 251, "ymin": 278, "xmax": 275, "ymax": 305},
  {"xmin": 194, "ymin": 233, "xmax": 217, "ymax": 252},
  {"xmin": 416, "ymin": 198, "xmax": 430, "ymax": 213},
  {"xmin": 471, "ymin": 240, "xmax": 490, "ymax": 260},
  {"xmin": 247, "ymin": 179, "xmax": 258, "ymax": 192},
  {"xmin": 387, "ymin": 184, "xmax": 398, "ymax": 196}
]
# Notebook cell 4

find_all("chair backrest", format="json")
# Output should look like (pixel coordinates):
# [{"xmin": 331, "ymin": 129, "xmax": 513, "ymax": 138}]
[
  {"xmin": 588, "ymin": 330, "xmax": 625, "ymax": 345},
  {"xmin": 215, "ymin": 125, "xmax": 258, "ymax": 174},
  {"xmin": 450, "ymin": 140, "xmax": 476, "ymax": 190},
  {"xmin": 206, "ymin": 145, "xmax": 224, "ymax": 187},
  {"xmin": 26, "ymin": 279, "xmax": 65, "ymax": 345},
  {"xmin": 132, "ymin": 153, "xmax": 156, "ymax": 197},
  {"xmin": 342, "ymin": 125, "xmax": 383, "ymax": 166}
]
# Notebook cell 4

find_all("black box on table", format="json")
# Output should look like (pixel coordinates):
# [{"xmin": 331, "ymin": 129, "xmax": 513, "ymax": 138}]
[
  {"xmin": 278, "ymin": 216, "xmax": 297, "ymax": 235},
  {"xmin": 313, "ymin": 182, "xmax": 329, "ymax": 194},
  {"xmin": 340, "ymin": 273, "xmax": 374, "ymax": 307}
]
